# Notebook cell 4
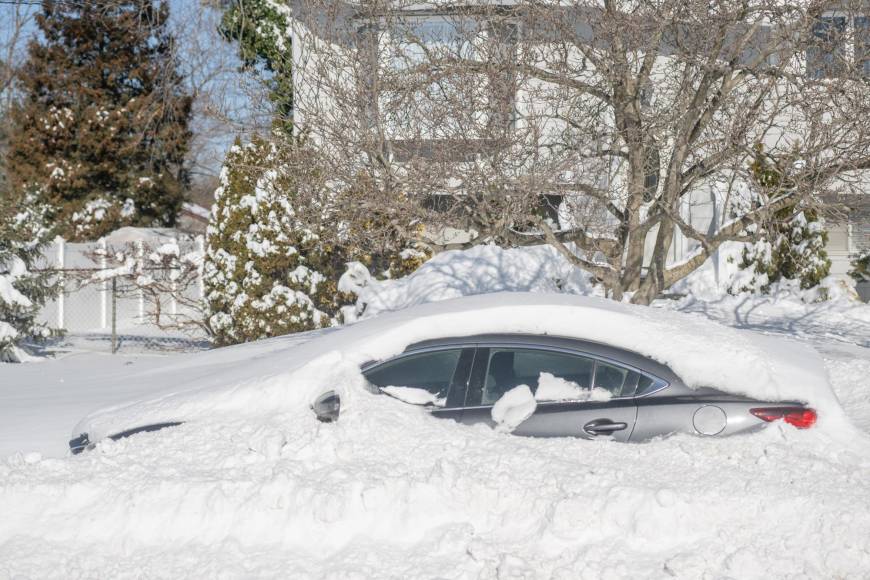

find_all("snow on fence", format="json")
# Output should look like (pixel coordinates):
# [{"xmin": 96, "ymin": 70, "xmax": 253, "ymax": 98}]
[{"xmin": 36, "ymin": 233, "xmax": 210, "ymax": 354}]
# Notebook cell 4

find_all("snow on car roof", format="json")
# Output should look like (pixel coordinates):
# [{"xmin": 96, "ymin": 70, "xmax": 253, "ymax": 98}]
[{"xmin": 75, "ymin": 292, "xmax": 846, "ymax": 441}]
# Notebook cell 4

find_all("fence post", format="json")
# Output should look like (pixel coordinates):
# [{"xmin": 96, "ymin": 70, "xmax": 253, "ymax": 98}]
[
  {"xmin": 170, "ymin": 236, "xmax": 178, "ymax": 318},
  {"xmin": 137, "ymin": 239, "xmax": 145, "ymax": 323},
  {"xmin": 111, "ymin": 276, "xmax": 118, "ymax": 354},
  {"xmin": 56, "ymin": 237, "xmax": 65, "ymax": 329},
  {"xmin": 99, "ymin": 238, "xmax": 108, "ymax": 330}
]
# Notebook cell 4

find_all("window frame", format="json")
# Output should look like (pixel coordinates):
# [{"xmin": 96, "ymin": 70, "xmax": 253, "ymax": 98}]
[
  {"xmin": 806, "ymin": 13, "xmax": 870, "ymax": 79},
  {"xmin": 354, "ymin": 12, "xmax": 520, "ymax": 161},
  {"xmin": 855, "ymin": 15, "xmax": 870, "ymax": 76},
  {"xmin": 462, "ymin": 342, "xmax": 668, "ymax": 410}
]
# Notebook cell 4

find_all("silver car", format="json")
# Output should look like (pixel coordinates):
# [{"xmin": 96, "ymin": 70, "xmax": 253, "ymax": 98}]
[
  {"xmin": 71, "ymin": 332, "xmax": 817, "ymax": 453},
  {"xmin": 314, "ymin": 333, "xmax": 817, "ymax": 440}
]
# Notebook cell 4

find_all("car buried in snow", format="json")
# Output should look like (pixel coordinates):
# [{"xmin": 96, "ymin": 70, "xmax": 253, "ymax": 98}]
[
  {"xmin": 312, "ymin": 333, "xmax": 817, "ymax": 440},
  {"xmin": 69, "ymin": 294, "xmax": 821, "ymax": 454}
]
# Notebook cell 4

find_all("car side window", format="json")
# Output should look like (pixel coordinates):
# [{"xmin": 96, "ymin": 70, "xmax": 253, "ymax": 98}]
[
  {"xmin": 635, "ymin": 374, "xmax": 662, "ymax": 396},
  {"xmin": 364, "ymin": 349, "xmax": 464, "ymax": 407},
  {"xmin": 593, "ymin": 361, "xmax": 637, "ymax": 397},
  {"xmin": 476, "ymin": 348, "xmax": 595, "ymax": 406}
]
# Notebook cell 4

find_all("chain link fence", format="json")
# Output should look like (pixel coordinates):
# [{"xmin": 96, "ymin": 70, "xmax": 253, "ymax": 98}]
[{"xmin": 35, "ymin": 234, "xmax": 211, "ymax": 354}]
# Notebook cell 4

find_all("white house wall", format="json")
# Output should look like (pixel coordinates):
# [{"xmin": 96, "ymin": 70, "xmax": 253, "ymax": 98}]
[{"xmin": 288, "ymin": 4, "xmax": 869, "ymax": 283}]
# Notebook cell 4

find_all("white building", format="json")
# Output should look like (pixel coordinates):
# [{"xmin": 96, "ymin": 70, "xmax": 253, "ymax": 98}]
[{"xmin": 287, "ymin": 1, "xmax": 870, "ymax": 283}]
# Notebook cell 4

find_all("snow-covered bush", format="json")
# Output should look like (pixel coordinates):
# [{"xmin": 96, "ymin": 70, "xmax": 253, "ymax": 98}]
[
  {"xmin": 0, "ymin": 193, "xmax": 56, "ymax": 362},
  {"xmin": 204, "ymin": 136, "xmax": 356, "ymax": 346},
  {"xmin": 205, "ymin": 134, "xmax": 432, "ymax": 345},
  {"xmin": 70, "ymin": 196, "xmax": 137, "ymax": 240},
  {"xmin": 850, "ymin": 248, "xmax": 870, "ymax": 283},
  {"xmin": 735, "ymin": 148, "xmax": 831, "ymax": 296},
  {"xmin": 734, "ymin": 208, "xmax": 831, "ymax": 296}
]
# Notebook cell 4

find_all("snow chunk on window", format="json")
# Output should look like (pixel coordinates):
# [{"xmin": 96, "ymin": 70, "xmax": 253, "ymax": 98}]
[
  {"xmin": 381, "ymin": 386, "xmax": 445, "ymax": 407},
  {"xmin": 535, "ymin": 372, "xmax": 612, "ymax": 402},
  {"xmin": 491, "ymin": 385, "xmax": 537, "ymax": 432}
]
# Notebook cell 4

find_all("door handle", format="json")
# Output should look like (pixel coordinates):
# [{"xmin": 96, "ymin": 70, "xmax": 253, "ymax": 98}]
[{"xmin": 583, "ymin": 419, "xmax": 628, "ymax": 436}]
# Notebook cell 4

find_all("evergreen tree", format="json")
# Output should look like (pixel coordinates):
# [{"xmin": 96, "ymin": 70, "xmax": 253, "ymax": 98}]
[
  {"xmin": 736, "ymin": 146, "xmax": 831, "ymax": 293},
  {"xmin": 0, "ymin": 189, "xmax": 56, "ymax": 362},
  {"xmin": 204, "ymin": 136, "xmax": 353, "ymax": 346},
  {"xmin": 219, "ymin": 0, "xmax": 293, "ymax": 132},
  {"xmin": 210, "ymin": 4, "xmax": 430, "ymax": 341},
  {"xmin": 6, "ymin": 0, "xmax": 192, "ymax": 241},
  {"xmin": 850, "ymin": 249, "xmax": 870, "ymax": 283}
]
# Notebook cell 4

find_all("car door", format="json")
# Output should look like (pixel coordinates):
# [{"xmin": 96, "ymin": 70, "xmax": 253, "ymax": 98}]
[
  {"xmin": 362, "ymin": 346, "xmax": 475, "ymax": 420},
  {"xmin": 458, "ymin": 345, "xmax": 639, "ymax": 441}
]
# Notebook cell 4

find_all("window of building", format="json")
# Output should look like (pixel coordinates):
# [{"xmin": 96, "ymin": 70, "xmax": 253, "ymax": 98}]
[
  {"xmin": 855, "ymin": 16, "xmax": 870, "ymax": 76},
  {"xmin": 807, "ymin": 15, "xmax": 847, "ymax": 79},
  {"xmin": 359, "ymin": 14, "xmax": 518, "ymax": 160}
]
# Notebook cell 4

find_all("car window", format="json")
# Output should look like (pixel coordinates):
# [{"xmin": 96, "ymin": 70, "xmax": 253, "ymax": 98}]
[
  {"xmin": 364, "ymin": 349, "xmax": 463, "ymax": 407},
  {"xmin": 478, "ymin": 348, "xmax": 595, "ymax": 405},
  {"xmin": 636, "ymin": 374, "xmax": 662, "ymax": 396},
  {"xmin": 594, "ymin": 361, "xmax": 636, "ymax": 397}
]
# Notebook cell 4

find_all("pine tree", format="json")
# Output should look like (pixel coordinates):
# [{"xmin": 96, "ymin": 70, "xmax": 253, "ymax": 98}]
[
  {"xmin": 850, "ymin": 249, "xmax": 870, "ymax": 283},
  {"xmin": 6, "ymin": 0, "xmax": 192, "ymax": 241},
  {"xmin": 219, "ymin": 0, "xmax": 293, "ymax": 133},
  {"xmin": 204, "ymin": 136, "xmax": 354, "ymax": 346},
  {"xmin": 735, "ymin": 146, "xmax": 831, "ymax": 293},
  {"xmin": 0, "ymin": 189, "xmax": 56, "ymax": 362}
]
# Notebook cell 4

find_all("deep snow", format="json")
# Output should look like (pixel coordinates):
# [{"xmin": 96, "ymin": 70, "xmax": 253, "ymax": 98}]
[
  {"xmin": 2, "ymin": 244, "xmax": 870, "ymax": 579},
  {"xmin": 2, "ymin": 375, "xmax": 869, "ymax": 579}
]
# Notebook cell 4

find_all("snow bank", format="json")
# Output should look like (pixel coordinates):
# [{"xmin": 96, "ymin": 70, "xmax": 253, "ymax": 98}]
[
  {"xmin": 2, "ymin": 368, "xmax": 869, "ymax": 578},
  {"xmin": 346, "ymin": 243, "xmax": 598, "ymax": 319},
  {"xmin": 74, "ymin": 292, "xmax": 849, "ymax": 444},
  {"xmin": 351, "ymin": 242, "xmax": 870, "ymax": 349}
]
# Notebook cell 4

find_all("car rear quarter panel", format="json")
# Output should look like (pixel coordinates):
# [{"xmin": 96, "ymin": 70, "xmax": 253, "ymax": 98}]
[{"xmin": 631, "ymin": 391, "xmax": 775, "ymax": 441}]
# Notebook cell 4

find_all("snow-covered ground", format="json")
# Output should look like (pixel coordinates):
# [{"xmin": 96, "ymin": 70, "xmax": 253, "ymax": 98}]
[{"xmin": 2, "ymin": 245, "xmax": 870, "ymax": 579}]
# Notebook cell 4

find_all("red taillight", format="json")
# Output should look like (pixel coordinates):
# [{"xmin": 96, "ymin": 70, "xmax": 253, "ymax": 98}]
[{"xmin": 750, "ymin": 407, "xmax": 817, "ymax": 429}]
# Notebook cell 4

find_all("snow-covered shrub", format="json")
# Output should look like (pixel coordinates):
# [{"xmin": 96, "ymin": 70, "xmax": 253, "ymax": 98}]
[
  {"xmin": 0, "ymin": 193, "xmax": 56, "ymax": 362},
  {"xmin": 850, "ymin": 248, "xmax": 870, "ymax": 283},
  {"xmin": 734, "ymin": 208, "xmax": 831, "ymax": 295},
  {"xmin": 204, "ymin": 136, "xmax": 355, "ymax": 346},
  {"xmin": 735, "ymin": 148, "xmax": 831, "ymax": 296},
  {"xmin": 70, "ymin": 196, "xmax": 137, "ymax": 240}
]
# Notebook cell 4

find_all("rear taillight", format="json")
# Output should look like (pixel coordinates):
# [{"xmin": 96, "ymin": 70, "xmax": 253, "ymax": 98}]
[{"xmin": 750, "ymin": 407, "xmax": 817, "ymax": 429}]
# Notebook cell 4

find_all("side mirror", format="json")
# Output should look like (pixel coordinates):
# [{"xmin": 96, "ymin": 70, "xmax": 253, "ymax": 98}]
[{"xmin": 312, "ymin": 390, "xmax": 341, "ymax": 423}]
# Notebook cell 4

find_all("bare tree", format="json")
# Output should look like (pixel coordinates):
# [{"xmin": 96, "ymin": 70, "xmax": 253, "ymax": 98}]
[
  {"xmin": 170, "ymin": 1, "xmax": 273, "ymax": 187},
  {"xmin": 87, "ymin": 240, "xmax": 209, "ymax": 337},
  {"xmin": 0, "ymin": 2, "xmax": 36, "ymax": 106},
  {"xmin": 0, "ymin": 1, "xmax": 37, "ymax": 171},
  {"xmin": 289, "ymin": 0, "xmax": 870, "ymax": 304}
]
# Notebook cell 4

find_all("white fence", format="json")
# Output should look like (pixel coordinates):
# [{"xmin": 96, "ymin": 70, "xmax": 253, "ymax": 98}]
[{"xmin": 36, "ymin": 233, "xmax": 209, "ymax": 353}]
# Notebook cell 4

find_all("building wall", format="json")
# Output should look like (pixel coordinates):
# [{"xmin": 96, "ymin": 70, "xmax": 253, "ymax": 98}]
[{"xmin": 289, "ymin": 6, "xmax": 869, "ymax": 287}]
